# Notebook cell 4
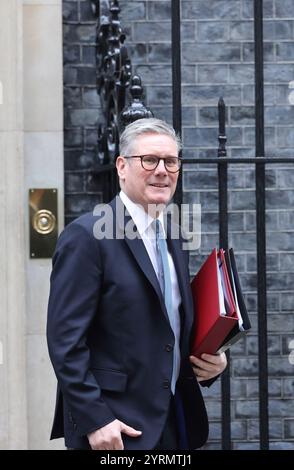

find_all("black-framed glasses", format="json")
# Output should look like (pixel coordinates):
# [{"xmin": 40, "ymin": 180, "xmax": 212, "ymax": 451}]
[{"xmin": 123, "ymin": 155, "xmax": 181, "ymax": 173}]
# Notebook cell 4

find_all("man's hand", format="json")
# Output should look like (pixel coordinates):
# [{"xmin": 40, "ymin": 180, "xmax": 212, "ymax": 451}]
[
  {"xmin": 189, "ymin": 352, "xmax": 227, "ymax": 382},
  {"xmin": 87, "ymin": 419, "xmax": 142, "ymax": 450}
]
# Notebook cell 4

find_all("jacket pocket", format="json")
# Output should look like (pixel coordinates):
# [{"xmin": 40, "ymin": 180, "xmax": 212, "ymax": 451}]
[{"xmin": 91, "ymin": 368, "xmax": 128, "ymax": 392}]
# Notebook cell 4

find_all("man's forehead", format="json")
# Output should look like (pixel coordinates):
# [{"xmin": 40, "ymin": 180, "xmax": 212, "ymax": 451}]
[
  {"xmin": 132, "ymin": 133, "xmax": 178, "ymax": 151},
  {"xmin": 135, "ymin": 132, "xmax": 173, "ymax": 141}
]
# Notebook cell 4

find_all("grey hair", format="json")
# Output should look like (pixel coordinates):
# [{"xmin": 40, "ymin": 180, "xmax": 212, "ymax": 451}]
[{"xmin": 119, "ymin": 118, "xmax": 182, "ymax": 156}]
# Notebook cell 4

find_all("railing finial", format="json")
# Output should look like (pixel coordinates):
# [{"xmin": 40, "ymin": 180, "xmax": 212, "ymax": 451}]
[{"xmin": 120, "ymin": 75, "xmax": 153, "ymax": 128}]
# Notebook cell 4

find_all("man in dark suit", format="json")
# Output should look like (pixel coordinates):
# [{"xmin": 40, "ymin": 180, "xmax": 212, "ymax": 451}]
[{"xmin": 47, "ymin": 118, "xmax": 227, "ymax": 450}]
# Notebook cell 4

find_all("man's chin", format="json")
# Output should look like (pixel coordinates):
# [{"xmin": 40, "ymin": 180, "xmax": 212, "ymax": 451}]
[
  {"xmin": 147, "ymin": 188, "xmax": 171, "ymax": 203},
  {"xmin": 147, "ymin": 197, "xmax": 171, "ymax": 208}
]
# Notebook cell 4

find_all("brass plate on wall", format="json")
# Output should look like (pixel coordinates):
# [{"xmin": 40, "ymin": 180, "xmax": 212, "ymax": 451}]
[{"xmin": 29, "ymin": 189, "xmax": 58, "ymax": 258}]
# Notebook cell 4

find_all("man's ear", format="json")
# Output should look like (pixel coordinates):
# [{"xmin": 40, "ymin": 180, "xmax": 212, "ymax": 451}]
[{"xmin": 116, "ymin": 155, "xmax": 126, "ymax": 180}]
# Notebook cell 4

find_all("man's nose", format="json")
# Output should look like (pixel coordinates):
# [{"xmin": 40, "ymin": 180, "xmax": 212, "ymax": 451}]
[{"xmin": 154, "ymin": 158, "xmax": 167, "ymax": 174}]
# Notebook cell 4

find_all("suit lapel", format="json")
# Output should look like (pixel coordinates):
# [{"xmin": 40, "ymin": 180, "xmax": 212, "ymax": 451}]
[{"xmin": 110, "ymin": 196, "xmax": 169, "ymax": 320}]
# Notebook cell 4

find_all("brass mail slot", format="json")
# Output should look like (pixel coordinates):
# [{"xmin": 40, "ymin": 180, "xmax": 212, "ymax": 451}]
[{"xmin": 29, "ymin": 188, "xmax": 58, "ymax": 258}]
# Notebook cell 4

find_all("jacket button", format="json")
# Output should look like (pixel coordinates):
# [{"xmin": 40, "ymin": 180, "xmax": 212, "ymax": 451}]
[
  {"xmin": 163, "ymin": 380, "xmax": 170, "ymax": 389},
  {"xmin": 165, "ymin": 344, "xmax": 173, "ymax": 352}
]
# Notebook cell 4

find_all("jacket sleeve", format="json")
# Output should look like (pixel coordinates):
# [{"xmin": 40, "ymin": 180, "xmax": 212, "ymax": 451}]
[{"xmin": 46, "ymin": 222, "xmax": 116, "ymax": 436}]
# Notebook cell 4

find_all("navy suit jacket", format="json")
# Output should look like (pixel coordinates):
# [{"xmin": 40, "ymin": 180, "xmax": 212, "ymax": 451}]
[{"xmin": 47, "ymin": 196, "xmax": 210, "ymax": 450}]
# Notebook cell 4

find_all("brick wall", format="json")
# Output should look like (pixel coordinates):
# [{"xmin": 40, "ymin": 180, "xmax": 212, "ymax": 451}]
[
  {"xmin": 63, "ymin": 0, "xmax": 102, "ymax": 224},
  {"xmin": 63, "ymin": 0, "xmax": 294, "ymax": 449}
]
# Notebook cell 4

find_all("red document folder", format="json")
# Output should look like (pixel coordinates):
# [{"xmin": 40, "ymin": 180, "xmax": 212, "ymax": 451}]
[{"xmin": 191, "ymin": 248, "xmax": 238, "ymax": 358}]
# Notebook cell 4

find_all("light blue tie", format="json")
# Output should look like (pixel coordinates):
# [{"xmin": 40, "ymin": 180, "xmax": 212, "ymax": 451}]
[{"xmin": 155, "ymin": 219, "xmax": 180, "ymax": 394}]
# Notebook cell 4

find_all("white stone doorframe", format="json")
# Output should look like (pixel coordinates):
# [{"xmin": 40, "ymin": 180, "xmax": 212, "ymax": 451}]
[
  {"xmin": 0, "ymin": 0, "xmax": 64, "ymax": 449},
  {"xmin": 0, "ymin": 0, "xmax": 27, "ymax": 451}
]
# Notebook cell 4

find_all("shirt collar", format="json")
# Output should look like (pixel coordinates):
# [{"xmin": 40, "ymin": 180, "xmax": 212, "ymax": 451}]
[{"xmin": 119, "ymin": 190, "xmax": 165, "ymax": 237}]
